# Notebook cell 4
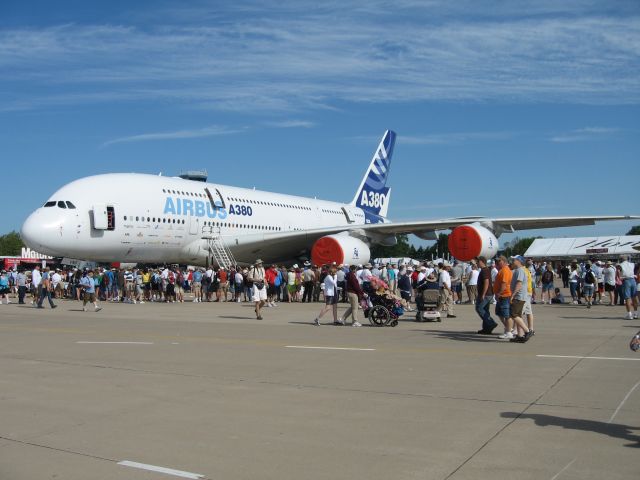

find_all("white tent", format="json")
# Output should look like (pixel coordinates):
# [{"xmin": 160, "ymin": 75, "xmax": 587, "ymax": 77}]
[{"xmin": 524, "ymin": 236, "xmax": 640, "ymax": 259}]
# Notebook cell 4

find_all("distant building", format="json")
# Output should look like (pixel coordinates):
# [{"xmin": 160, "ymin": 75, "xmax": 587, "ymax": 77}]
[{"xmin": 525, "ymin": 236, "xmax": 640, "ymax": 260}]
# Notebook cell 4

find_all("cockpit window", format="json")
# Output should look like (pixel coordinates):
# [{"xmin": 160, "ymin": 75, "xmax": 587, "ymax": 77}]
[
  {"xmin": 44, "ymin": 201, "xmax": 56, "ymax": 207},
  {"xmin": 66, "ymin": 201, "xmax": 76, "ymax": 209},
  {"xmin": 57, "ymin": 201, "xmax": 67, "ymax": 209}
]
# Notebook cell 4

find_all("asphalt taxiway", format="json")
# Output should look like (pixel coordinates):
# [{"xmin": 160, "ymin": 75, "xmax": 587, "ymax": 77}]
[{"xmin": 1, "ymin": 298, "xmax": 638, "ymax": 480}]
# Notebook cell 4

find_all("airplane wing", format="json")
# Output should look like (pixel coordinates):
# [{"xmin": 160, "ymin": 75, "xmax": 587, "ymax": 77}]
[
  {"xmin": 229, "ymin": 215, "xmax": 638, "ymax": 264},
  {"xmin": 254, "ymin": 215, "xmax": 638, "ymax": 243},
  {"xmin": 354, "ymin": 215, "xmax": 640, "ymax": 236}
]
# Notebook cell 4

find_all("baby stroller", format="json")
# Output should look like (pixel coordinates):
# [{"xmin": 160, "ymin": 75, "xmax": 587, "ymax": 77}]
[
  {"xmin": 415, "ymin": 278, "xmax": 441, "ymax": 322},
  {"xmin": 362, "ymin": 288, "xmax": 403, "ymax": 327}
]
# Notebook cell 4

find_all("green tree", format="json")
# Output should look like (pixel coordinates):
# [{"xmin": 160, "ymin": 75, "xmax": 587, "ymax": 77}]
[
  {"xmin": 0, "ymin": 231, "xmax": 24, "ymax": 256},
  {"xmin": 423, "ymin": 233, "xmax": 450, "ymax": 259},
  {"xmin": 370, "ymin": 234, "xmax": 413, "ymax": 259},
  {"xmin": 502, "ymin": 236, "xmax": 539, "ymax": 257},
  {"xmin": 627, "ymin": 225, "xmax": 640, "ymax": 235}
]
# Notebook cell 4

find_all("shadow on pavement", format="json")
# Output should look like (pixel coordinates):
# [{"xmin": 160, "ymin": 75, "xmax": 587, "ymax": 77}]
[
  {"xmin": 502, "ymin": 412, "xmax": 640, "ymax": 448},
  {"xmin": 417, "ymin": 330, "xmax": 499, "ymax": 342}
]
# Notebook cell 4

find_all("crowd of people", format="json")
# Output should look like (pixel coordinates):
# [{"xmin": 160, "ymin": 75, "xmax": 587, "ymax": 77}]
[{"xmin": 0, "ymin": 256, "xmax": 638, "ymax": 331}]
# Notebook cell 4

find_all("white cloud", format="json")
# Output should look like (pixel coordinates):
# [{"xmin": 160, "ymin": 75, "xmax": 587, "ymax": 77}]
[
  {"xmin": 1, "ymin": 2, "xmax": 639, "ymax": 113},
  {"xmin": 102, "ymin": 125, "xmax": 244, "ymax": 147},
  {"xmin": 549, "ymin": 126, "xmax": 619, "ymax": 143},
  {"xmin": 401, "ymin": 131, "xmax": 516, "ymax": 145},
  {"xmin": 265, "ymin": 120, "xmax": 315, "ymax": 128}
]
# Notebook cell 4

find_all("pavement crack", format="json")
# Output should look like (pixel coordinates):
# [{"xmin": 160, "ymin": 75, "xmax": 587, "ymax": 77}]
[
  {"xmin": 1, "ymin": 354, "xmax": 619, "ymax": 414},
  {"xmin": 0, "ymin": 434, "xmax": 114, "ymax": 463},
  {"xmin": 441, "ymin": 332, "xmax": 618, "ymax": 480}
]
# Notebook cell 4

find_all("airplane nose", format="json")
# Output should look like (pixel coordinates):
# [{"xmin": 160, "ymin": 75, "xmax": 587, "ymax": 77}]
[
  {"xmin": 21, "ymin": 211, "xmax": 42, "ymax": 249},
  {"xmin": 21, "ymin": 209, "xmax": 66, "ymax": 255}
]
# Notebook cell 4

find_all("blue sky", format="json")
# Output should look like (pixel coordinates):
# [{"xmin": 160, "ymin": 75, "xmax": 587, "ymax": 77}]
[{"xmin": 1, "ymin": 0, "xmax": 639, "ymax": 245}]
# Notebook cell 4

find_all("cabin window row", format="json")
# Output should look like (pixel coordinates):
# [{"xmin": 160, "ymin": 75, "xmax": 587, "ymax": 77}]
[
  {"xmin": 124, "ymin": 216, "xmax": 185, "ymax": 224},
  {"xmin": 123, "ymin": 215, "xmax": 282, "ymax": 231},
  {"xmin": 162, "ymin": 189, "xmax": 206, "ymax": 198},
  {"xmin": 204, "ymin": 221, "xmax": 281, "ymax": 231},
  {"xmin": 227, "ymin": 196, "xmax": 311, "ymax": 211}
]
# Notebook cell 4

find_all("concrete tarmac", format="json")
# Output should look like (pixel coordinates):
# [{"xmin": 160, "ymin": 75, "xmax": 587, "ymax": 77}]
[{"xmin": 1, "ymin": 296, "xmax": 639, "ymax": 480}]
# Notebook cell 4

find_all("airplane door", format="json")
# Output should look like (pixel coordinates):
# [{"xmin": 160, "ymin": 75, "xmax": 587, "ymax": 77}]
[
  {"xmin": 204, "ymin": 187, "xmax": 226, "ymax": 209},
  {"xmin": 92, "ymin": 204, "xmax": 108, "ymax": 230},
  {"xmin": 189, "ymin": 216, "xmax": 199, "ymax": 235},
  {"xmin": 341, "ymin": 206, "xmax": 355, "ymax": 224}
]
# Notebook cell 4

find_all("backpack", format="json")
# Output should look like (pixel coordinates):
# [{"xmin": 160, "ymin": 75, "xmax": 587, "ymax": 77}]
[
  {"xmin": 274, "ymin": 271, "xmax": 282, "ymax": 287},
  {"xmin": 584, "ymin": 270, "xmax": 595, "ymax": 285},
  {"xmin": 542, "ymin": 271, "xmax": 553, "ymax": 284}
]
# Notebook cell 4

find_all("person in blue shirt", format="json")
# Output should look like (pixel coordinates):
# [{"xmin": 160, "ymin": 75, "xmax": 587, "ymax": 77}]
[
  {"xmin": 80, "ymin": 270, "xmax": 102, "ymax": 312},
  {"xmin": 36, "ymin": 267, "xmax": 57, "ymax": 309},
  {"xmin": 0, "ymin": 271, "xmax": 10, "ymax": 304},
  {"xmin": 192, "ymin": 268, "xmax": 203, "ymax": 303}
]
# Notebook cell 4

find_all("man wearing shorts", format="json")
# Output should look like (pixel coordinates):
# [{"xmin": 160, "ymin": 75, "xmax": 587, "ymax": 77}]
[
  {"xmin": 540, "ymin": 264, "xmax": 555, "ymax": 304},
  {"xmin": 249, "ymin": 259, "xmax": 267, "ymax": 320},
  {"xmin": 509, "ymin": 256, "xmax": 532, "ymax": 343},
  {"xmin": 493, "ymin": 256, "xmax": 513, "ymax": 339},
  {"xmin": 80, "ymin": 270, "xmax": 102, "ymax": 312},
  {"xmin": 619, "ymin": 256, "xmax": 638, "ymax": 319}
]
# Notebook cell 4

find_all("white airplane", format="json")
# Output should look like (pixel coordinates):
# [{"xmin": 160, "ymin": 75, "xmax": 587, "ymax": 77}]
[{"xmin": 21, "ymin": 131, "xmax": 637, "ymax": 266}]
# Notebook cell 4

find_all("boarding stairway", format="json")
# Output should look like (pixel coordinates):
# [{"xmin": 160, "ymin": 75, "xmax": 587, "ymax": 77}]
[{"xmin": 201, "ymin": 226, "xmax": 237, "ymax": 269}]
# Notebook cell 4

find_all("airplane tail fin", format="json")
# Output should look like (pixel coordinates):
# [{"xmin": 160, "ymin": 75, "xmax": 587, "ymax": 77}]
[{"xmin": 351, "ymin": 130, "xmax": 396, "ymax": 220}]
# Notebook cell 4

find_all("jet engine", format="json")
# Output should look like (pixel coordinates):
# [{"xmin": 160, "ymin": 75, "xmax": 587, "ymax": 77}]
[
  {"xmin": 311, "ymin": 234, "xmax": 370, "ymax": 266},
  {"xmin": 448, "ymin": 224, "xmax": 499, "ymax": 261}
]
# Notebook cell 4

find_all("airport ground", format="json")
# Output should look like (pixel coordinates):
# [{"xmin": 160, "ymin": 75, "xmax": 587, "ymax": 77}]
[{"xmin": 0, "ymin": 292, "xmax": 639, "ymax": 480}]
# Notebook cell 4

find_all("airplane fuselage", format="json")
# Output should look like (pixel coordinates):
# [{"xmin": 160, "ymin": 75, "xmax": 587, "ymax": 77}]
[{"xmin": 21, "ymin": 173, "xmax": 374, "ymax": 265}]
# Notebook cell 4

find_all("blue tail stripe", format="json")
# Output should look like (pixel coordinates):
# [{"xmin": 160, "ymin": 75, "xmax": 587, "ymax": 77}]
[{"xmin": 353, "ymin": 130, "xmax": 396, "ymax": 221}]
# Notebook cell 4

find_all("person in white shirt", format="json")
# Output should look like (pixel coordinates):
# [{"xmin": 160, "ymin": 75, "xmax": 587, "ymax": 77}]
[
  {"xmin": 51, "ymin": 270, "xmax": 63, "ymax": 299},
  {"xmin": 361, "ymin": 264, "xmax": 373, "ymax": 288},
  {"xmin": 592, "ymin": 261, "xmax": 605, "ymax": 304},
  {"xmin": 249, "ymin": 259, "xmax": 267, "ymax": 319},
  {"xmin": 569, "ymin": 263, "xmax": 581, "ymax": 304},
  {"xmin": 31, "ymin": 266, "xmax": 42, "ymax": 305},
  {"xmin": 466, "ymin": 264, "xmax": 480, "ymax": 305},
  {"xmin": 619, "ymin": 256, "xmax": 638, "ymax": 319},
  {"xmin": 336, "ymin": 266, "xmax": 346, "ymax": 302},
  {"xmin": 438, "ymin": 262, "xmax": 455, "ymax": 318},
  {"xmin": 603, "ymin": 260, "xmax": 617, "ymax": 306},
  {"xmin": 313, "ymin": 265, "xmax": 339, "ymax": 326},
  {"xmin": 417, "ymin": 266, "xmax": 427, "ymax": 283},
  {"xmin": 371, "ymin": 264, "xmax": 381, "ymax": 279}
]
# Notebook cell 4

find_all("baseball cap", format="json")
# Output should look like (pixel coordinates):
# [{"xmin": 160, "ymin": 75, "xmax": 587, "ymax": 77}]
[{"xmin": 511, "ymin": 255, "xmax": 525, "ymax": 264}]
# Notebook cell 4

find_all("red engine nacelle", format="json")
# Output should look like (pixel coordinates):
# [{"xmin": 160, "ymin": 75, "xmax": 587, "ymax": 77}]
[
  {"xmin": 448, "ymin": 224, "xmax": 499, "ymax": 261},
  {"xmin": 311, "ymin": 234, "xmax": 370, "ymax": 266}
]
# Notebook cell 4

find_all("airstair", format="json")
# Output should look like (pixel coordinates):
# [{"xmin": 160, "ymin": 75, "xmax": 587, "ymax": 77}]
[{"xmin": 202, "ymin": 226, "xmax": 237, "ymax": 269}]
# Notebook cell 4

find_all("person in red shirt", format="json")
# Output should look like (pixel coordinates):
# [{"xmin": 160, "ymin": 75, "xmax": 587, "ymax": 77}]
[
  {"xmin": 265, "ymin": 265, "xmax": 279, "ymax": 307},
  {"xmin": 216, "ymin": 268, "xmax": 229, "ymax": 302},
  {"xmin": 337, "ymin": 265, "xmax": 367, "ymax": 327}
]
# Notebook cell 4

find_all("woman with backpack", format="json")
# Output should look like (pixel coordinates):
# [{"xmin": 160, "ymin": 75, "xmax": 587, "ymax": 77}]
[
  {"xmin": 582, "ymin": 263, "xmax": 597, "ymax": 308},
  {"xmin": 540, "ymin": 264, "xmax": 555, "ymax": 304}
]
